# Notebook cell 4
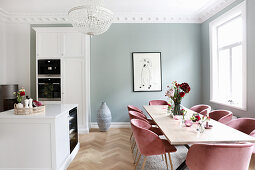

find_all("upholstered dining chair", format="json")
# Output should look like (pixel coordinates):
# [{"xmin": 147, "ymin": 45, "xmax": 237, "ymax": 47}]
[
  {"xmin": 190, "ymin": 104, "xmax": 211, "ymax": 116},
  {"xmin": 226, "ymin": 118, "xmax": 255, "ymax": 153},
  {"xmin": 129, "ymin": 111, "xmax": 163, "ymax": 136},
  {"xmin": 128, "ymin": 110, "xmax": 164, "ymax": 160},
  {"xmin": 127, "ymin": 105, "xmax": 143, "ymax": 113},
  {"xmin": 149, "ymin": 100, "xmax": 168, "ymax": 105},
  {"xmin": 209, "ymin": 110, "xmax": 233, "ymax": 124},
  {"xmin": 127, "ymin": 105, "xmax": 156, "ymax": 125},
  {"xmin": 186, "ymin": 143, "xmax": 253, "ymax": 170},
  {"xmin": 131, "ymin": 119, "xmax": 177, "ymax": 170}
]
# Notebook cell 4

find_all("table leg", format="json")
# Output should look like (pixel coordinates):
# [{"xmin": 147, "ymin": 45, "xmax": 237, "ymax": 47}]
[{"xmin": 176, "ymin": 160, "xmax": 187, "ymax": 170}]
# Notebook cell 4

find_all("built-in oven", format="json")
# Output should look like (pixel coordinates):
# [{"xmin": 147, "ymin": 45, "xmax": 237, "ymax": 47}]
[
  {"xmin": 38, "ymin": 78, "xmax": 61, "ymax": 101},
  {"xmin": 38, "ymin": 59, "xmax": 60, "ymax": 76}
]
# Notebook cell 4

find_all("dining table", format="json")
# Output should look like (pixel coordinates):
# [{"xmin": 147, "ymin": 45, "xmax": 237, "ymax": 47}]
[{"xmin": 143, "ymin": 105, "xmax": 255, "ymax": 170}]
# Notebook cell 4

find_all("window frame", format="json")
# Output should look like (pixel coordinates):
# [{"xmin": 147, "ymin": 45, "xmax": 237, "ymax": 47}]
[{"xmin": 209, "ymin": 1, "xmax": 247, "ymax": 111}]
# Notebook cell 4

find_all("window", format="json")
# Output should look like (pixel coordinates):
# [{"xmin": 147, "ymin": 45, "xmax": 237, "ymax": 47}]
[{"xmin": 210, "ymin": 1, "xmax": 246, "ymax": 110}]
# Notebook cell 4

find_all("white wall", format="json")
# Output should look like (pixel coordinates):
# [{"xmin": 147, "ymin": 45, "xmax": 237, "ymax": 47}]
[
  {"xmin": 0, "ymin": 22, "xmax": 6, "ymax": 84},
  {"xmin": 0, "ymin": 23, "xmax": 30, "ymax": 96}
]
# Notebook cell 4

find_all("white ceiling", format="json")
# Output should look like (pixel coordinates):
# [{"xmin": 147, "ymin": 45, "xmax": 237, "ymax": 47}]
[{"xmin": 0, "ymin": 0, "xmax": 237, "ymax": 23}]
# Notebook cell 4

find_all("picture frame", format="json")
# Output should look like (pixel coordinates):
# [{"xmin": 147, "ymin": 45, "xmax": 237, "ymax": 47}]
[{"xmin": 132, "ymin": 52, "xmax": 162, "ymax": 92}]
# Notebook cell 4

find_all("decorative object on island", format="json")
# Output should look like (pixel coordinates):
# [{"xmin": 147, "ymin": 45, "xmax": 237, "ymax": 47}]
[
  {"xmin": 0, "ymin": 84, "xmax": 18, "ymax": 112},
  {"xmin": 97, "ymin": 102, "xmax": 112, "ymax": 131},
  {"xmin": 14, "ymin": 104, "xmax": 45, "ymax": 115},
  {"xmin": 132, "ymin": 52, "xmax": 162, "ymax": 92},
  {"xmin": 166, "ymin": 81, "xmax": 191, "ymax": 115},
  {"xmin": 68, "ymin": 0, "xmax": 114, "ymax": 36},
  {"xmin": 13, "ymin": 87, "xmax": 26, "ymax": 108}
]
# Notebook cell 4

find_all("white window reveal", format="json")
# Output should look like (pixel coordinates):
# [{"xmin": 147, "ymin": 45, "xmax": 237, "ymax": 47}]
[{"xmin": 210, "ymin": 1, "xmax": 247, "ymax": 110}]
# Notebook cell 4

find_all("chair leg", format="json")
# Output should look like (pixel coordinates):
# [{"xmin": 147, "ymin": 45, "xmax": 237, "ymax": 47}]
[
  {"xmin": 164, "ymin": 153, "xmax": 168, "ymax": 170},
  {"xmin": 134, "ymin": 148, "xmax": 138, "ymax": 163},
  {"xmin": 161, "ymin": 155, "xmax": 164, "ymax": 161},
  {"xmin": 168, "ymin": 152, "xmax": 174, "ymax": 170},
  {"xmin": 134, "ymin": 153, "xmax": 141, "ymax": 169},
  {"xmin": 132, "ymin": 142, "xmax": 136, "ymax": 153},
  {"xmin": 130, "ymin": 132, "xmax": 133, "ymax": 142},
  {"xmin": 141, "ymin": 156, "xmax": 147, "ymax": 170},
  {"xmin": 131, "ymin": 141, "xmax": 136, "ymax": 153}
]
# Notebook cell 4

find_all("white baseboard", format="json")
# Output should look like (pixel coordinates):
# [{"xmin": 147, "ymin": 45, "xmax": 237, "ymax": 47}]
[
  {"xmin": 90, "ymin": 122, "xmax": 130, "ymax": 129},
  {"xmin": 78, "ymin": 128, "xmax": 89, "ymax": 134}
]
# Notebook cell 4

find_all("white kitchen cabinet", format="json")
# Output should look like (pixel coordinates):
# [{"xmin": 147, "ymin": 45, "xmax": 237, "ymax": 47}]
[
  {"xmin": 62, "ymin": 32, "xmax": 85, "ymax": 57},
  {"xmin": 62, "ymin": 59, "xmax": 85, "ymax": 129},
  {"xmin": 37, "ymin": 32, "xmax": 61, "ymax": 58},
  {"xmin": 35, "ymin": 28, "xmax": 85, "ymax": 58},
  {"xmin": 34, "ymin": 27, "xmax": 90, "ymax": 133},
  {"xmin": 0, "ymin": 104, "xmax": 79, "ymax": 170}
]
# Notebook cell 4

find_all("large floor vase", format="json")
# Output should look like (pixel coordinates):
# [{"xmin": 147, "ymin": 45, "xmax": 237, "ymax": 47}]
[{"xmin": 97, "ymin": 102, "xmax": 112, "ymax": 132}]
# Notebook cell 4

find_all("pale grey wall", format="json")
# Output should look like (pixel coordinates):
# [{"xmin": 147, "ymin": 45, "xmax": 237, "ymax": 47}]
[
  {"xmin": 91, "ymin": 24, "xmax": 201, "ymax": 122},
  {"xmin": 201, "ymin": 0, "xmax": 255, "ymax": 118}
]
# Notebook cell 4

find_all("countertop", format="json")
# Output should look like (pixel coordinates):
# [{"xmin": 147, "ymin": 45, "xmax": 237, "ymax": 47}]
[{"xmin": 0, "ymin": 104, "xmax": 78, "ymax": 119}]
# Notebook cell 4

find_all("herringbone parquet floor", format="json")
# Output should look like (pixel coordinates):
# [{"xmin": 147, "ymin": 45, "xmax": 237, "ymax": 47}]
[
  {"xmin": 68, "ymin": 128, "xmax": 134, "ymax": 170},
  {"xmin": 68, "ymin": 128, "xmax": 255, "ymax": 170}
]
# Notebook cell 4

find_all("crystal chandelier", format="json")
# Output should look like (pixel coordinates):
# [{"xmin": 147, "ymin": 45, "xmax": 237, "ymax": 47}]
[{"xmin": 68, "ymin": 0, "xmax": 114, "ymax": 36}]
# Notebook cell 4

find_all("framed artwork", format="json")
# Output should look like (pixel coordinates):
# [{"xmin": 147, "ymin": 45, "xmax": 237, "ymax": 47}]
[{"xmin": 132, "ymin": 52, "xmax": 162, "ymax": 92}]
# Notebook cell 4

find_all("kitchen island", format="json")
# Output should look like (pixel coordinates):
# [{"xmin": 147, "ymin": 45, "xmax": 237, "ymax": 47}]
[{"xmin": 0, "ymin": 104, "xmax": 79, "ymax": 170}]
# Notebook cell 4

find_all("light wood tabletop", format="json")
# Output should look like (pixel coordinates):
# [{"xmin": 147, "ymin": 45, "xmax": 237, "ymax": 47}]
[{"xmin": 144, "ymin": 105, "xmax": 255, "ymax": 145}]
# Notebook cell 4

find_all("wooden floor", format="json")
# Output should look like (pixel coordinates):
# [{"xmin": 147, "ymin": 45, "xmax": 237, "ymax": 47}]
[
  {"xmin": 68, "ymin": 128, "xmax": 134, "ymax": 170},
  {"xmin": 68, "ymin": 128, "xmax": 255, "ymax": 170}
]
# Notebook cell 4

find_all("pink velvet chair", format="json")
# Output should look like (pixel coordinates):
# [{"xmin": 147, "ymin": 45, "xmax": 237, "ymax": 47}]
[
  {"xmin": 226, "ymin": 118, "xmax": 255, "ymax": 153},
  {"xmin": 127, "ymin": 105, "xmax": 156, "ymax": 125},
  {"xmin": 149, "ymin": 100, "xmax": 168, "ymax": 105},
  {"xmin": 129, "ymin": 111, "xmax": 163, "ymax": 136},
  {"xmin": 127, "ymin": 105, "xmax": 143, "ymax": 113},
  {"xmin": 186, "ymin": 143, "xmax": 253, "ymax": 170},
  {"xmin": 131, "ymin": 119, "xmax": 176, "ymax": 170},
  {"xmin": 190, "ymin": 104, "xmax": 211, "ymax": 116},
  {"xmin": 209, "ymin": 110, "xmax": 233, "ymax": 124}
]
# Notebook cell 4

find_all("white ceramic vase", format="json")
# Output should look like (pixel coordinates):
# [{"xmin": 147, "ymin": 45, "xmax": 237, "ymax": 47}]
[
  {"xmin": 16, "ymin": 103, "xmax": 24, "ymax": 109},
  {"xmin": 97, "ymin": 102, "xmax": 112, "ymax": 132}
]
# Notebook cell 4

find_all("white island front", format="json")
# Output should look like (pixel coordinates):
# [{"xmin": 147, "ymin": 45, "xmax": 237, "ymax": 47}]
[{"xmin": 0, "ymin": 104, "xmax": 79, "ymax": 170}]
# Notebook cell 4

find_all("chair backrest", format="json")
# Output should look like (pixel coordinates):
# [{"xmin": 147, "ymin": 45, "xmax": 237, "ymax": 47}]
[
  {"xmin": 149, "ymin": 100, "xmax": 168, "ymax": 105},
  {"xmin": 209, "ymin": 110, "xmax": 233, "ymax": 124},
  {"xmin": 131, "ymin": 119, "xmax": 165, "ymax": 156},
  {"xmin": 226, "ymin": 118, "xmax": 255, "ymax": 135},
  {"xmin": 127, "ymin": 105, "xmax": 143, "ymax": 113},
  {"xmin": 186, "ymin": 143, "xmax": 253, "ymax": 170},
  {"xmin": 128, "ymin": 111, "xmax": 150, "ymax": 125},
  {"xmin": 190, "ymin": 104, "xmax": 211, "ymax": 116}
]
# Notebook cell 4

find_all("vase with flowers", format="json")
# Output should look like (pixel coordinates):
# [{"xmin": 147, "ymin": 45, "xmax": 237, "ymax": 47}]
[
  {"xmin": 165, "ymin": 81, "xmax": 191, "ymax": 115},
  {"xmin": 13, "ymin": 88, "xmax": 26, "ymax": 108},
  {"xmin": 191, "ymin": 113, "xmax": 210, "ymax": 133}
]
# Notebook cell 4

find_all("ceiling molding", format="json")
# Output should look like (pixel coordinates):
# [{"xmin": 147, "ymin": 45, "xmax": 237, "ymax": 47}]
[
  {"xmin": 198, "ymin": 0, "xmax": 238, "ymax": 22},
  {"xmin": 0, "ymin": 0, "xmax": 239, "ymax": 24}
]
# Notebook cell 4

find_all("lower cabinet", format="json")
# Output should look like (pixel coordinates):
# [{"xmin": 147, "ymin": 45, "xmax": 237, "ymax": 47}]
[{"xmin": 0, "ymin": 106, "xmax": 79, "ymax": 170}]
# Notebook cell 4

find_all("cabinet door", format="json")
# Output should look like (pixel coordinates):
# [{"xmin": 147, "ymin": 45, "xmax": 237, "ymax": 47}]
[
  {"xmin": 62, "ymin": 59, "xmax": 84, "ymax": 128},
  {"xmin": 62, "ymin": 33, "xmax": 85, "ymax": 58},
  {"xmin": 37, "ymin": 32, "xmax": 61, "ymax": 58}
]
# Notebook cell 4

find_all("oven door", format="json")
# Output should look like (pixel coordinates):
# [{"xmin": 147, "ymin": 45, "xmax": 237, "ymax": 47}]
[
  {"xmin": 38, "ymin": 59, "xmax": 61, "ymax": 76},
  {"xmin": 38, "ymin": 78, "xmax": 61, "ymax": 101}
]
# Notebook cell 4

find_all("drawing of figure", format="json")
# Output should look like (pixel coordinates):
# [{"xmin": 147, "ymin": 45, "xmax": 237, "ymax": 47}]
[{"xmin": 140, "ymin": 58, "xmax": 152, "ymax": 89}]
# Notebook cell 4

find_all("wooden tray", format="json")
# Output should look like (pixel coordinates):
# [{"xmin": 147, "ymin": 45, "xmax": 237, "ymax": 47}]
[{"xmin": 14, "ymin": 105, "xmax": 45, "ymax": 115}]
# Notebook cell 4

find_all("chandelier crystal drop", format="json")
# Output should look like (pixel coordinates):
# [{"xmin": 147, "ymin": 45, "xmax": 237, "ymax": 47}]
[{"xmin": 68, "ymin": 0, "xmax": 114, "ymax": 36}]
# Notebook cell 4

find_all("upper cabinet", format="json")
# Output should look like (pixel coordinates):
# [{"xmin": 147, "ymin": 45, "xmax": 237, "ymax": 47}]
[
  {"xmin": 62, "ymin": 32, "xmax": 85, "ymax": 58},
  {"xmin": 37, "ymin": 32, "xmax": 61, "ymax": 58},
  {"xmin": 34, "ymin": 28, "xmax": 85, "ymax": 58}
]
